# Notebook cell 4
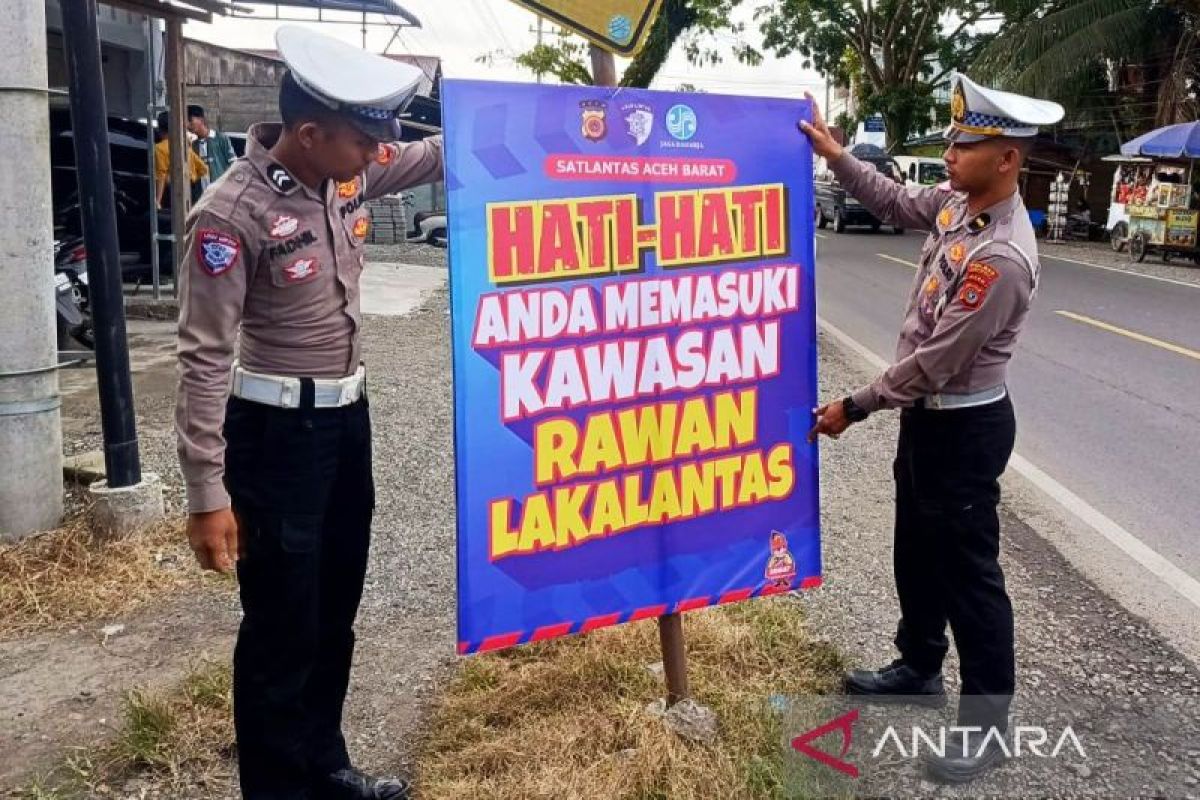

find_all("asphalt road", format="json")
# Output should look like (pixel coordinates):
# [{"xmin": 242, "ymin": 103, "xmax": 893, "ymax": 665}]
[{"xmin": 814, "ymin": 227, "xmax": 1200, "ymax": 584}]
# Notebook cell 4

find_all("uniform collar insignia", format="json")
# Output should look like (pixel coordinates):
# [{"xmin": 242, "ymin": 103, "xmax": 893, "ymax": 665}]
[
  {"xmin": 266, "ymin": 163, "xmax": 298, "ymax": 194},
  {"xmin": 970, "ymin": 213, "xmax": 992, "ymax": 231}
]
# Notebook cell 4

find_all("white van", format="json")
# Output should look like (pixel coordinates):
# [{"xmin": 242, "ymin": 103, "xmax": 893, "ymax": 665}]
[{"xmin": 894, "ymin": 156, "xmax": 948, "ymax": 188}]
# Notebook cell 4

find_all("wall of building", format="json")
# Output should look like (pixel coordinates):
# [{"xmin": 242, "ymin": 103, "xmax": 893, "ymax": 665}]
[{"xmin": 184, "ymin": 39, "xmax": 287, "ymax": 134}]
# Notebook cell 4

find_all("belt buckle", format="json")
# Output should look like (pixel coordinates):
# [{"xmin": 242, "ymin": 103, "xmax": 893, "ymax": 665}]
[
  {"xmin": 280, "ymin": 379, "xmax": 297, "ymax": 408},
  {"xmin": 339, "ymin": 379, "xmax": 356, "ymax": 407},
  {"xmin": 927, "ymin": 393, "xmax": 943, "ymax": 410}
]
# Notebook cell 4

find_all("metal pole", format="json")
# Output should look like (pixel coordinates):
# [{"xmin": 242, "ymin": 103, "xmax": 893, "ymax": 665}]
[
  {"xmin": 590, "ymin": 41, "xmax": 690, "ymax": 707},
  {"xmin": 0, "ymin": 0, "xmax": 64, "ymax": 538},
  {"xmin": 658, "ymin": 612, "xmax": 690, "ymax": 706},
  {"xmin": 536, "ymin": 18, "xmax": 544, "ymax": 84},
  {"xmin": 165, "ymin": 18, "xmax": 187, "ymax": 298},
  {"xmin": 144, "ymin": 17, "xmax": 161, "ymax": 300},
  {"xmin": 60, "ymin": 0, "xmax": 142, "ymax": 488}
]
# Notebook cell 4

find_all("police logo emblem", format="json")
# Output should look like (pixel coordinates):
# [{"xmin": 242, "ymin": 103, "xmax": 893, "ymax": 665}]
[
  {"xmin": 352, "ymin": 217, "xmax": 370, "ymax": 239},
  {"xmin": 267, "ymin": 164, "xmax": 296, "ymax": 193},
  {"xmin": 337, "ymin": 178, "xmax": 360, "ymax": 199},
  {"xmin": 580, "ymin": 100, "xmax": 608, "ymax": 142},
  {"xmin": 958, "ymin": 261, "xmax": 999, "ymax": 310},
  {"xmin": 938, "ymin": 208, "xmax": 954, "ymax": 229},
  {"xmin": 375, "ymin": 144, "xmax": 396, "ymax": 166},
  {"xmin": 197, "ymin": 229, "xmax": 239, "ymax": 276},
  {"xmin": 283, "ymin": 257, "xmax": 319, "ymax": 283},
  {"xmin": 622, "ymin": 103, "xmax": 654, "ymax": 146},
  {"xmin": 948, "ymin": 242, "xmax": 966, "ymax": 262},
  {"xmin": 269, "ymin": 215, "xmax": 300, "ymax": 239}
]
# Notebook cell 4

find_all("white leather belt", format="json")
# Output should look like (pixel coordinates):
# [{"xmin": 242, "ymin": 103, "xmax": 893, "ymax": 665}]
[
  {"xmin": 230, "ymin": 363, "xmax": 365, "ymax": 409},
  {"xmin": 921, "ymin": 385, "xmax": 1007, "ymax": 410}
]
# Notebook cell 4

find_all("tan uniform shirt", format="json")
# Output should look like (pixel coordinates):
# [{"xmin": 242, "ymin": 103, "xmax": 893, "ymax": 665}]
[
  {"xmin": 176, "ymin": 123, "xmax": 443, "ymax": 513},
  {"xmin": 828, "ymin": 153, "xmax": 1039, "ymax": 414}
]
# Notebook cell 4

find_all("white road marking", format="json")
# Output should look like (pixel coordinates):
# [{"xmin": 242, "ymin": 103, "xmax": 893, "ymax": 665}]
[
  {"xmin": 876, "ymin": 253, "xmax": 918, "ymax": 270},
  {"xmin": 816, "ymin": 314, "xmax": 1200, "ymax": 611},
  {"xmin": 1055, "ymin": 310, "xmax": 1200, "ymax": 362},
  {"xmin": 1041, "ymin": 252, "xmax": 1200, "ymax": 289},
  {"xmin": 872, "ymin": 247, "xmax": 1200, "ymax": 291}
]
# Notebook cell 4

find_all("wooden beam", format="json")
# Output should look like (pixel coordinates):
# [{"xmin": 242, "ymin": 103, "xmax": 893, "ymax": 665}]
[{"xmin": 165, "ymin": 17, "xmax": 189, "ymax": 292}]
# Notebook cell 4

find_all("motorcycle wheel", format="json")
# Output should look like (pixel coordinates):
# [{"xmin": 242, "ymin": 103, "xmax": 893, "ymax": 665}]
[{"xmin": 73, "ymin": 320, "xmax": 95, "ymax": 350}]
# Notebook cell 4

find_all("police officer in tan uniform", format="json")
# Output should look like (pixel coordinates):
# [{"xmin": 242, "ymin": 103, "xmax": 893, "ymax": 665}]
[
  {"xmin": 176, "ymin": 26, "xmax": 442, "ymax": 800},
  {"xmin": 802, "ymin": 75, "xmax": 1064, "ymax": 783}
]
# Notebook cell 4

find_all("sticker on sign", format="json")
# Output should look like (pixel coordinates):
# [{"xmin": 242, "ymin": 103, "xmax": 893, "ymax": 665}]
[{"xmin": 507, "ymin": 0, "xmax": 664, "ymax": 55}]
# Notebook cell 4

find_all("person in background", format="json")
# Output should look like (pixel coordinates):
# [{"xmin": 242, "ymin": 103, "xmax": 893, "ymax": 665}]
[
  {"xmin": 155, "ymin": 111, "xmax": 209, "ymax": 208},
  {"xmin": 188, "ymin": 104, "xmax": 238, "ymax": 185}
]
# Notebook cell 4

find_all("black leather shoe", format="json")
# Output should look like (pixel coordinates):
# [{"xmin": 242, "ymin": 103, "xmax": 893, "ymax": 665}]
[
  {"xmin": 923, "ymin": 730, "xmax": 1009, "ymax": 783},
  {"xmin": 315, "ymin": 767, "xmax": 411, "ymax": 800},
  {"xmin": 843, "ymin": 659, "xmax": 947, "ymax": 707}
]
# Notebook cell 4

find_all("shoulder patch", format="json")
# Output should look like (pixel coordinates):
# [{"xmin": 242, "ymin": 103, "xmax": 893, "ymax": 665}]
[
  {"xmin": 375, "ymin": 143, "xmax": 397, "ymax": 166},
  {"xmin": 957, "ymin": 260, "xmax": 1000, "ymax": 310},
  {"xmin": 196, "ymin": 229, "xmax": 240, "ymax": 276}
]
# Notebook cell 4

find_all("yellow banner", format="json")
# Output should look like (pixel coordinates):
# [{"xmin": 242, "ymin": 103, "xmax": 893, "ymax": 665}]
[{"xmin": 509, "ymin": 0, "xmax": 664, "ymax": 56}]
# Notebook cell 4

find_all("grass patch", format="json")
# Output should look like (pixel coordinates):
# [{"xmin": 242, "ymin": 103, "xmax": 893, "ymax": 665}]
[
  {"xmin": 0, "ymin": 516, "xmax": 210, "ymax": 639},
  {"xmin": 14, "ymin": 659, "xmax": 236, "ymax": 799},
  {"xmin": 415, "ymin": 597, "xmax": 846, "ymax": 799}
]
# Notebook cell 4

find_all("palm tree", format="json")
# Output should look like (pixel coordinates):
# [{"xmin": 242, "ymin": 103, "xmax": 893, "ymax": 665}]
[{"xmin": 973, "ymin": 0, "xmax": 1197, "ymax": 138}]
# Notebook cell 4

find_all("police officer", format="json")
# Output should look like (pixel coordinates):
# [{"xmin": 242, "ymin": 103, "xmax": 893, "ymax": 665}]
[
  {"xmin": 176, "ymin": 26, "xmax": 442, "ymax": 800},
  {"xmin": 801, "ymin": 75, "xmax": 1064, "ymax": 783}
]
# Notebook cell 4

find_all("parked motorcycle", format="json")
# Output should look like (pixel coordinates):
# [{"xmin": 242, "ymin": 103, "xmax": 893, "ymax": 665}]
[
  {"xmin": 402, "ymin": 192, "xmax": 447, "ymax": 248},
  {"xmin": 53, "ymin": 236, "xmax": 93, "ymax": 350}
]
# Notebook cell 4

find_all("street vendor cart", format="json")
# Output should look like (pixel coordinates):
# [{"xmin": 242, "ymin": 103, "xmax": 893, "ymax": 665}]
[{"xmin": 1119, "ymin": 122, "xmax": 1200, "ymax": 263}]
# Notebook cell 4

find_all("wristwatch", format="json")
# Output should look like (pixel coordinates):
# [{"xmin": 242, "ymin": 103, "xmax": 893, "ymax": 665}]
[{"xmin": 842, "ymin": 395, "xmax": 870, "ymax": 423}]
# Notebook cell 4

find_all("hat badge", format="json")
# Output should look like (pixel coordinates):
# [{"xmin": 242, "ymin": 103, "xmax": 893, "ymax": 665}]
[{"xmin": 951, "ymin": 83, "xmax": 967, "ymax": 123}]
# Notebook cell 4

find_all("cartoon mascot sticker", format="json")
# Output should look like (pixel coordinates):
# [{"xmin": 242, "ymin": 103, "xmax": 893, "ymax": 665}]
[{"xmin": 764, "ymin": 530, "xmax": 797, "ymax": 590}]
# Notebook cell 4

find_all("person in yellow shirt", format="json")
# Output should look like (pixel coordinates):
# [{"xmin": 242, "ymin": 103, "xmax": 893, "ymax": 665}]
[{"xmin": 155, "ymin": 111, "xmax": 208, "ymax": 208}]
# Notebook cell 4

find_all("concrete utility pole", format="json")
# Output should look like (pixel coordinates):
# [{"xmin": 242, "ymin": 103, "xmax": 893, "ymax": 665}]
[{"xmin": 0, "ymin": 0, "xmax": 64, "ymax": 539}]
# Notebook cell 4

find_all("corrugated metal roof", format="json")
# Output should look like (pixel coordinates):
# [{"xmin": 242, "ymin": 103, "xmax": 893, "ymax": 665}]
[{"xmin": 237, "ymin": 0, "xmax": 420, "ymax": 25}]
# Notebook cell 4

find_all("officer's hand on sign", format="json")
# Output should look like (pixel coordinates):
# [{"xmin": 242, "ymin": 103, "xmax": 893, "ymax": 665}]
[
  {"xmin": 808, "ymin": 400, "xmax": 850, "ymax": 442},
  {"xmin": 809, "ymin": 394, "xmax": 871, "ymax": 442},
  {"xmin": 188, "ymin": 507, "xmax": 240, "ymax": 573},
  {"xmin": 797, "ymin": 92, "xmax": 844, "ymax": 162}
]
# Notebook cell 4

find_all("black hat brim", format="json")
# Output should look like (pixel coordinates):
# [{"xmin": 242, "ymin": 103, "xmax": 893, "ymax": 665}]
[{"xmin": 347, "ymin": 115, "xmax": 403, "ymax": 142}]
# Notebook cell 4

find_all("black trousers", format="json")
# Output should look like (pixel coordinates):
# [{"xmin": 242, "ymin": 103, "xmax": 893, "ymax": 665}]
[
  {"xmin": 891, "ymin": 395, "xmax": 1016, "ymax": 730},
  {"xmin": 223, "ymin": 392, "xmax": 374, "ymax": 800}
]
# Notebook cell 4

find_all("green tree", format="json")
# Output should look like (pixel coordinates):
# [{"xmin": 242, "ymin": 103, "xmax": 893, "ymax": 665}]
[
  {"xmin": 755, "ymin": 0, "xmax": 995, "ymax": 149},
  {"xmin": 973, "ymin": 0, "xmax": 1197, "ymax": 139},
  {"xmin": 481, "ymin": 0, "xmax": 758, "ymax": 87}
]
